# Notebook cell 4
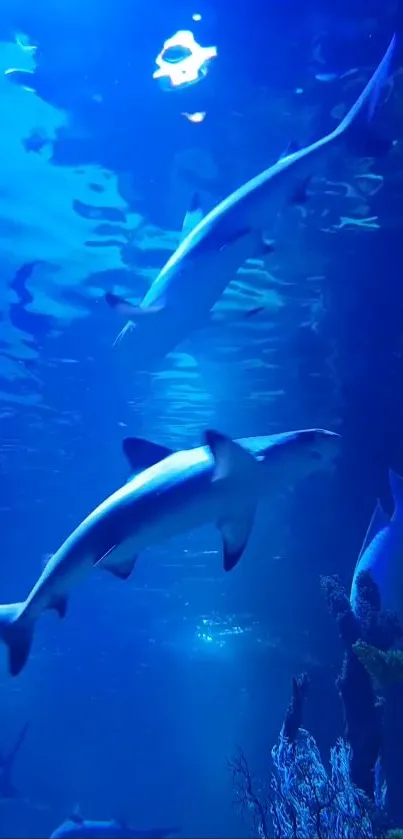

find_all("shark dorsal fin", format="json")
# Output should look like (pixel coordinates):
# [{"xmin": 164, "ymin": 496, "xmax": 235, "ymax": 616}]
[
  {"xmin": 181, "ymin": 193, "xmax": 204, "ymax": 239},
  {"xmin": 70, "ymin": 804, "xmax": 84, "ymax": 824},
  {"xmin": 123, "ymin": 438, "xmax": 174, "ymax": 474},
  {"xmin": 358, "ymin": 500, "xmax": 389, "ymax": 561}
]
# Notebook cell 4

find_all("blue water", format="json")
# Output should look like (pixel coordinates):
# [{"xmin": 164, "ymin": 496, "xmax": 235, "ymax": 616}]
[{"xmin": 0, "ymin": 0, "xmax": 402, "ymax": 836}]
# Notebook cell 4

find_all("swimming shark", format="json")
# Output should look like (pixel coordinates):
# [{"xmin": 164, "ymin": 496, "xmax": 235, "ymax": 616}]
[
  {"xmin": 350, "ymin": 470, "xmax": 403, "ymax": 624},
  {"xmin": 106, "ymin": 36, "xmax": 395, "ymax": 363},
  {"xmin": 0, "ymin": 722, "xmax": 29, "ymax": 799},
  {"xmin": 0, "ymin": 427, "xmax": 339, "ymax": 676},
  {"xmin": 50, "ymin": 811, "xmax": 179, "ymax": 839}
]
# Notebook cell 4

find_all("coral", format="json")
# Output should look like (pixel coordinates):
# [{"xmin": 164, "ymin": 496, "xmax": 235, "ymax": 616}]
[
  {"xmin": 270, "ymin": 729, "xmax": 376, "ymax": 839},
  {"xmin": 354, "ymin": 573, "xmax": 402, "ymax": 651},
  {"xmin": 282, "ymin": 672, "xmax": 309, "ymax": 743},
  {"xmin": 228, "ymin": 747, "xmax": 271, "ymax": 839},
  {"xmin": 320, "ymin": 574, "xmax": 359, "ymax": 645},
  {"xmin": 336, "ymin": 648, "xmax": 382, "ymax": 798},
  {"xmin": 229, "ymin": 674, "xmax": 382, "ymax": 839},
  {"xmin": 354, "ymin": 642, "xmax": 403, "ymax": 687},
  {"xmin": 320, "ymin": 571, "xmax": 402, "ymax": 799}
]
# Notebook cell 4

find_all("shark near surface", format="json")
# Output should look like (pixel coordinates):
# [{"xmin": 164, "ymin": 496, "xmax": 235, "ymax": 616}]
[
  {"xmin": 106, "ymin": 36, "xmax": 396, "ymax": 368},
  {"xmin": 0, "ymin": 427, "xmax": 340, "ymax": 676}
]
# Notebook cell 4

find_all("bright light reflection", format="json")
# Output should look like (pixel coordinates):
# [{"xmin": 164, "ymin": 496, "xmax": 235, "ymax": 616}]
[{"xmin": 153, "ymin": 30, "xmax": 217, "ymax": 90}]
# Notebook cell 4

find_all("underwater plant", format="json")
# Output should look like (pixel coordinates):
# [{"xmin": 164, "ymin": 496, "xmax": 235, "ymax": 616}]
[
  {"xmin": 270, "ymin": 729, "xmax": 376, "ymax": 839},
  {"xmin": 320, "ymin": 570, "xmax": 402, "ymax": 799},
  {"xmin": 229, "ymin": 672, "xmax": 381, "ymax": 839},
  {"xmin": 354, "ymin": 642, "xmax": 403, "ymax": 686}
]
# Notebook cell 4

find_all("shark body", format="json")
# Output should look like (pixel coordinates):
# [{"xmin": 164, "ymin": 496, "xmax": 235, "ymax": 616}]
[
  {"xmin": 350, "ymin": 470, "xmax": 403, "ymax": 625},
  {"xmin": 50, "ymin": 813, "xmax": 179, "ymax": 839},
  {"xmin": 107, "ymin": 36, "xmax": 395, "ymax": 365},
  {"xmin": 0, "ymin": 427, "xmax": 339, "ymax": 676}
]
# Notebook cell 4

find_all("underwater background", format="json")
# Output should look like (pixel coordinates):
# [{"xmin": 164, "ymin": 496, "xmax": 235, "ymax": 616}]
[{"xmin": 1, "ymin": 0, "xmax": 403, "ymax": 836}]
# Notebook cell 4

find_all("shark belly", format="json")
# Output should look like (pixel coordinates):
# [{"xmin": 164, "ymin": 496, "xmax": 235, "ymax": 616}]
[
  {"xmin": 160, "ymin": 229, "xmax": 261, "ymax": 317},
  {"xmin": 107, "ymin": 466, "xmax": 222, "ymax": 557},
  {"xmin": 22, "ymin": 540, "xmax": 95, "ymax": 620}
]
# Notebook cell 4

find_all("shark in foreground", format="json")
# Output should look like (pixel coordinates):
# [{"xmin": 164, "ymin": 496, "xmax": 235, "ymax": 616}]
[
  {"xmin": 106, "ymin": 36, "xmax": 396, "ymax": 364},
  {"xmin": 350, "ymin": 469, "xmax": 403, "ymax": 625},
  {"xmin": 0, "ymin": 428, "xmax": 340, "ymax": 676},
  {"xmin": 50, "ymin": 811, "xmax": 179, "ymax": 839}
]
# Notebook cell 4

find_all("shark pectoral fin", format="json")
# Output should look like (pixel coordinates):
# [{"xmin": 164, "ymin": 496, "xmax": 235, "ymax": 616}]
[
  {"xmin": 106, "ymin": 292, "xmax": 165, "ymax": 318},
  {"xmin": 357, "ymin": 500, "xmax": 389, "ymax": 561},
  {"xmin": 105, "ymin": 292, "xmax": 140, "ymax": 318},
  {"xmin": 107, "ymin": 293, "xmax": 166, "ymax": 349},
  {"xmin": 218, "ymin": 504, "xmax": 257, "ymax": 571},
  {"xmin": 181, "ymin": 192, "xmax": 204, "ymax": 239},
  {"xmin": 123, "ymin": 437, "xmax": 174, "ymax": 473},
  {"xmin": 97, "ymin": 550, "xmax": 138, "ymax": 580},
  {"xmin": 48, "ymin": 594, "xmax": 68, "ymax": 619},
  {"xmin": 205, "ymin": 429, "xmax": 259, "ymax": 571}
]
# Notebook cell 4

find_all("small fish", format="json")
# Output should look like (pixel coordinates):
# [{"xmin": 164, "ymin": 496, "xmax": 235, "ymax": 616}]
[
  {"xmin": 107, "ymin": 36, "xmax": 395, "ymax": 366},
  {"xmin": 0, "ymin": 428, "xmax": 339, "ymax": 675},
  {"xmin": 50, "ymin": 809, "xmax": 179, "ymax": 839},
  {"xmin": 350, "ymin": 470, "xmax": 403, "ymax": 624}
]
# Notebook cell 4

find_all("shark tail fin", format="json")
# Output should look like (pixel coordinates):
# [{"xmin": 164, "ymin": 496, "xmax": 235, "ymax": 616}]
[
  {"xmin": 335, "ymin": 34, "xmax": 396, "ymax": 156},
  {"xmin": 0, "ymin": 603, "xmax": 33, "ymax": 676}
]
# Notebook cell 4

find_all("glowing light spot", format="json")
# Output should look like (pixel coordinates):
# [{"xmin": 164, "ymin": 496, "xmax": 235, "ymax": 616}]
[
  {"xmin": 153, "ymin": 30, "xmax": 217, "ymax": 91},
  {"xmin": 192, "ymin": 13, "xmax": 202, "ymax": 21},
  {"xmin": 182, "ymin": 111, "xmax": 206, "ymax": 123}
]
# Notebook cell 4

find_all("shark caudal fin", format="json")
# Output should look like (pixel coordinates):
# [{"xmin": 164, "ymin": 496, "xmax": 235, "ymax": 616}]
[
  {"xmin": 334, "ymin": 34, "xmax": 396, "ymax": 155},
  {"xmin": 0, "ymin": 604, "xmax": 33, "ymax": 676}
]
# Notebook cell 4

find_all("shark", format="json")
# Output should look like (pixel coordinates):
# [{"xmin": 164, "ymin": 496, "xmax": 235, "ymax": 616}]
[
  {"xmin": 0, "ymin": 722, "xmax": 29, "ymax": 799},
  {"xmin": 350, "ymin": 470, "xmax": 403, "ymax": 625},
  {"xmin": 106, "ymin": 36, "xmax": 396, "ymax": 364},
  {"xmin": 50, "ymin": 811, "xmax": 179, "ymax": 839},
  {"xmin": 0, "ymin": 427, "xmax": 340, "ymax": 676}
]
